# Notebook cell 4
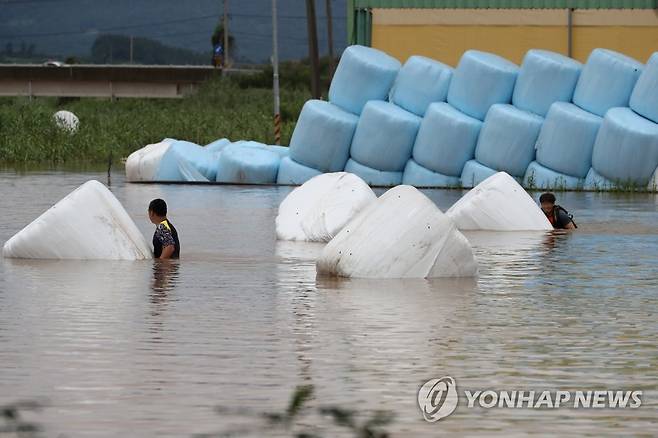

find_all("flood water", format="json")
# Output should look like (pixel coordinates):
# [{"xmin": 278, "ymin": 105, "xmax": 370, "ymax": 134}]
[{"xmin": 1, "ymin": 170, "xmax": 657, "ymax": 437}]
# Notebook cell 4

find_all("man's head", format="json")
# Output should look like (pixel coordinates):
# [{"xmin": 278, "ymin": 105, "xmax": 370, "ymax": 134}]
[
  {"xmin": 148, "ymin": 198, "xmax": 167, "ymax": 224},
  {"xmin": 539, "ymin": 192, "xmax": 556, "ymax": 215}
]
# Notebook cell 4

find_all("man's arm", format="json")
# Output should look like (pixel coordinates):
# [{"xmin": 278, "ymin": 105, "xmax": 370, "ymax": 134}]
[
  {"xmin": 159, "ymin": 245, "xmax": 175, "ymax": 259},
  {"xmin": 564, "ymin": 221, "xmax": 576, "ymax": 230}
]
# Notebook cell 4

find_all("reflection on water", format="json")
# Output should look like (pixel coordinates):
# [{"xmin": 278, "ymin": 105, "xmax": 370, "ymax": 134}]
[{"xmin": 0, "ymin": 171, "xmax": 657, "ymax": 437}]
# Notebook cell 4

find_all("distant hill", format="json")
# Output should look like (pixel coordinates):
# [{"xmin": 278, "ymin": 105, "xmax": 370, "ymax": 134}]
[{"xmin": 91, "ymin": 34, "xmax": 208, "ymax": 65}]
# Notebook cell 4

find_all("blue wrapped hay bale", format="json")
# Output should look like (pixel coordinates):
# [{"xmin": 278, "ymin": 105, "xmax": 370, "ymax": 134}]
[
  {"xmin": 156, "ymin": 140, "xmax": 218, "ymax": 182},
  {"xmin": 344, "ymin": 158, "xmax": 402, "ymax": 187},
  {"xmin": 630, "ymin": 52, "xmax": 658, "ymax": 124},
  {"xmin": 390, "ymin": 55, "xmax": 453, "ymax": 117},
  {"xmin": 460, "ymin": 159, "xmax": 499, "ymax": 188},
  {"xmin": 205, "ymin": 138, "xmax": 231, "ymax": 154},
  {"xmin": 276, "ymin": 156, "xmax": 323, "ymax": 185},
  {"xmin": 474, "ymin": 104, "xmax": 543, "ymax": 177},
  {"xmin": 289, "ymin": 100, "xmax": 358, "ymax": 172},
  {"xmin": 513, "ymin": 49, "xmax": 582, "ymax": 117},
  {"xmin": 216, "ymin": 143, "xmax": 281, "ymax": 184},
  {"xmin": 350, "ymin": 100, "xmax": 422, "ymax": 172},
  {"xmin": 402, "ymin": 159, "xmax": 461, "ymax": 188},
  {"xmin": 267, "ymin": 145, "xmax": 290, "ymax": 158},
  {"xmin": 572, "ymin": 49, "xmax": 643, "ymax": 117},
  {"xmin": 329, "ymin": 45, "xmax": 401, "ymax": 115},
  {"xmin": 535, "ymin": 102, "xmax": 602, "ymax": 178},
  {"xmin": 412, "ymin": 102, "xmax": 482, "ymax": 177},
  {"xmin": 524, "ymin": 161, "xmax": 584, "ymax": 190},
  {"xmin": 591, "ymin": 107, "xmax": 658, "ymax": 187},
  {"xmin": 447, "ymin": 50, "xmax": 519, "ymax": 121},
  {"xmin": 584, "ymin": 167, "xmax": 615, "ymax": 190}
]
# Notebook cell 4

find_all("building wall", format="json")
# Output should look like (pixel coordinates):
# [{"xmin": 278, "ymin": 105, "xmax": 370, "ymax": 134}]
[{"xmin": 371, "ymin": 8, "xmax": 658, "ymax": 65}]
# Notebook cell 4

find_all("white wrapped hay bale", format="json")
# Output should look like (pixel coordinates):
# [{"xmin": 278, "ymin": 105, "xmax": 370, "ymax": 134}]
[
  {"xmin": 447, "ymin": 172, "xmax": 552, "ymax": 231},
  {"xmin": 125, "ymin": 139, "xmax": 173, "ymax": 182},
  {"xmin": 460, "ymin": 159, "xmax": 498, "ymax": 188},
  {"xmin": 276, "ymin": 172, "xmax": 377, "ymax": 242},
  {"xmin": 276, "ymin": 156, "xmax": 323, "ymax": 185},
  {"xmin": 3, "ymin": 180, "xmax": 152, "ymax": 260},
  {"xmin": 447, "ymin": 50, "xmax": 519, "ymax": 120},
  {"xmin": 572, "ymin": 49, "xmax": 643, "ymax": 117},
  {"xmin": 316, "ymin": 185, "xmax": 477, "ymax": 278},
  {"xmin": 535, "ymin": 102, "xmax": 602, "ymax": 178},
  {"xmin": 215, "ymin": 143, "xmax": 281, "ymax": 184},
  {"xmin": 53, "ymin": 110, "xmax": 79, "ymax": 133},
  {"xmin": 474, "ymin": 104, "xmax": 543, "ymax": 177},
  {"xmin": 344, "ymin": 158, "xmax": 402, "ymax": 187},
  {"xmin": 402, "ymin": 159, "xmax": 461, "ymax": 187},
  {"xmin": 512, "ymin": 49, "xmax": 582, "ymax": 117},
  {"xmin": 584, "ymin": 167, "xmax": 615, "ymax": 190},
  {"xmin": 524, "ymin": 161, "xmax": 584, "ymax": 190},
  {"xmin": 412, "ymin": 102, "xmax": 482, "ymax": 177},
  {"xmin": 156, "ymin": 140, "xmax": 218, "ymax": 182},
  {"xmin": 630, "ymin": 52, "xmax": 658, "ymax": 124},
  {"xmin": 329, "ymin": 45, "xmax": 401, "ymax": 115},
  {"xmin": 390, "ymin": 55, "xmax": 453, "ymax": 116},
  {"xmin": 591, "ymin": 107, "xmax": 658, "ymax": 187},
  {"xmin": 289, "ymin": 100, "xmax": 359, "ymax": 172},
  {"xmin": 350, "ymin": 100, "xmax": 421, "ymax": 172}
]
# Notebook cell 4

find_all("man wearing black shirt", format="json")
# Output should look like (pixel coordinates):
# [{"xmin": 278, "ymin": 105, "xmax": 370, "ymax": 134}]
[
  {"xmin": 148, "ymin": 199, "xmax": 180, "ymax": 259},
  {"xmin": 539, "ymin": 193, "xmax": 576, "ymax": 230}
]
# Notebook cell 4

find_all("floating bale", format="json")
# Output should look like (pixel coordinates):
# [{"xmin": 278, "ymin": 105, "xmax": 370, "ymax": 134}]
[
  {"xmin": 3, "ymin": 180, "xmax": 152, "ymax": 260},
  {"xmin": 460, "ymin": 159, "xmax": 498, "ymax": 188},
  {"xmin": 591, "ymin": 107, "xmax": 658, "ymax": 187},
  {"xmin": 53, "ymin": 110, "xmax": 79, "ymax": 133},
  {"xmin": 402, "ymin": 159, "xmax": 461, "ymax": 187},
  {"xmin": 316, "ymin": 185, "xmax": 478, "ymax": 278},
  {"xmin": 125, "ymin": 139, "xmax": 173, "ymax": 182},
  {"xmin": 215, "ymin": 143, "xmax": 281, "ymax": 184},
  {"xmin": 329, "ymin": 45, "xmax": 401, "ymax": 115},
  {"xmin": 276, "ymin": 172, "xmax": 377, "ymax": 242},
  {"xmin": 572, "ymin": 49, "xmax": 643, "ymax": 117},
  {"xmin": 390, "ymin": 55, "xmax": 453, "ymax": 116},
  {"xmin": 156, "ymin": 140, "xmax": 218, "ymax": 182},
  {"xmin": 205, "ymin": 138, "xmax": 231, "ymax": 154},
  {"xmin": 447, "ymin": 172, "xmax": 552, "ymax": 231},
  {"xmin": 524, "ymin": 161, "xmax": 584, "ymax": 190},
  {"xmin": 512, "ymin": 49, "xmax": 582, "ymax": 117},
  {"xmin": 289, "ymin": 100, "xmax": 359, "ymax": 172},
  {"xmin": 630, "ymin": 52, "xmax": 658, "ymax": 124},
  {"xmin": 474, "ymin": 104, "xmax": 543, "ymax": 177},
  {"xmin": 412, "ymin": 102, "xmax": 482, "ymax": 177},
  {"xmin": 344, "ymin": 158, "xmax": 402, "ymax": 187},
  {"xmin": 350, "ymin": 100, "xmax": 421, "ymax": 172},
  {"xmin": 276, "ymin": 156, "xmax": 323, "ymax": 185},
  {"xmin": 535, "ymin": 102, "xmax": 602, "ymax": 178},
  {"xmin": 447, "ymin": 50, "xmax": 519, "ymax": 120},
  {"xmin": 584, "ymin": 167, "xmax": 615, "ymax": 190}
]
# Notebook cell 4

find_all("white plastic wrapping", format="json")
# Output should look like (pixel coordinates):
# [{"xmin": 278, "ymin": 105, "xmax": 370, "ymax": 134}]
[
  {"xmin": 390, "ymin": 55, "xmax": 453, "ymax": 116},
  {"xmin": 447, "ymin": 50, "xmax": 519, "ymax": 120},
  {"xmin": 216, "ymin": 143, "xmax": 281, "ymax": 184},
  {"xmin": 572, "ymin": 48, "xmax": 643, "ymax": 117},
  {"xmin": 276, "ymin": 156, "xmax": 323, "ymax": 185},
  {"xmin": 412, "ymin": 102, "xmax": 482, "ymax": 177},
  {"xmin": 344, "ymin": 158, "xmax": 402, "ymax": 187},
  {"xmin": 459, "ymin": 159, "xmax": 499, "ymax": 188},
  {"xmin": 350, "ymin": 100, "xmax": 421, "ymax": 172},
  {"xmin": 648, "ymin": 167, "xmax": 658, "ymax": 191},
  {"xmin": 53, "ymin": 110, "xmax": 79, "ymax": 133},
  {"xmin": 512, "ymin": 49, "xmax": 582, "ymax": 117},
  {"xmin": 630, "ymin": 52, "xmax": 658, "ymax": 124},
  {"xmin": 523, "ymin": 161, "xmax": 584, "ymax": 190},
  {"xmin": 125, "ymin": 139, "xmax": 173, "ymax": 182},
  {"xmin": 276, "ymin": 172, "xmax": 377, "ymax": 242},
  {"xmin": 289, "ymin": 100, "xmax": 358, "ymax": 172},
  {"xmin": 3, "ymin": 180, "xmax": 152, "ymax": 260},
  {"xmin": 447, "ymin": 172, "xmax": 552, "ymax": 231},
  {"xmin": 329, "ymin": 45, "xmax": 401, "ymax": 115},
  {"xmin": 402, "ymin": 159, "xmax": 461, "ymax": 187},
  {"xmin": 156, "ymin": 140, "xmax": 218, "ymax": 181},
  {"xmin": 316, "ymin": 185, "xmax": 478, "ymax": 278}
]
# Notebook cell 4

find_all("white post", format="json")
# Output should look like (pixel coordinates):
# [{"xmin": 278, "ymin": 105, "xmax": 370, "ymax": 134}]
[{"xmin": 272, "ymin": 0, "xmax": 281, "ymax": 144}]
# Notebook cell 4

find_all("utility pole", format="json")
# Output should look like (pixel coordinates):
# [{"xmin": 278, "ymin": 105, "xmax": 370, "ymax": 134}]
[
  {"xmin": 325, "ymin": 0, "xmax": 335, "ymax": 80},
  {"xmin": 223, "ymin": 0, "xmax": 229, "ymax": 70},
  {"xmin": 306, "ymin": 0, "xmax": 321, "ymax": 99},
  {"xmin": 272, "ymin": 0, "xmax": 281, "ymax": 144},
  {"xmin": 129, "ymin": 35, "xmax": 134, "ymax": 64}
]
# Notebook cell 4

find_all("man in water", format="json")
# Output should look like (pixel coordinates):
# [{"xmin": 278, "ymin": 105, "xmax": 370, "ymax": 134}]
[
  {"xmin": 539, "ymin": 193, "xmax": 576, "ymax": 230},
  {"xmin": 148, "ymin": 199, "xmax": 180, "ymax": 259}
]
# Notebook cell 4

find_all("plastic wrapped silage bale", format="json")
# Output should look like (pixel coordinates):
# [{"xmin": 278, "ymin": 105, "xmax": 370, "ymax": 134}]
[
  {"xmin": 215, "ymin": 143, "xmax": 281, "ymax": 184},
  {"xmin": 591, "ymin": 107, "xmax": 658, "ymax": 187},
  {"xmin": 648, "ymin": 167, "xmax": 658, "ymax": 191},
  {"xmin": 329, "ymin": 45, "xmax": 401, "ymax": 115},
  {"xmin": 630, "ymin": 52, "xmax": 658, "ymax": 124},
  {"xmin": 412, "ymin": 102, "xmax": 482, "ymax": 177},
  {"xmin": 276, "ymin": 156, "xmax": 323, "ymax": 185},
  {"xmin": 584, "ymin": 167, "xmax": 615, "ymax": 190},
  {"xmin": 447, "ymin": 50, "xmax": 519, "ymax": 120},
  {"xmin": 53, "ymin": 110, "xmax": 79, "ymax": 133},
  {"xmin": 390, "ymin": 55, "xmax": 453, "ymax": 116},
  {"xmin": 523, "ymin": 161, "xmax": 584, "ymax": 190},
  {"xmin": 572, "ymin": 49, "xmax": 643, "ymax": 117},
  {"xmin": 512, "ymin": 49, "xmax": 582, "ymax": 117},
  {"xmin": 125, "ymin": 139, "xmax": 173, "ymax": 182},
  {"xmin": 535, "ymin": 102, "xmax": 602, "ymax": 178},
  {"xmin": 156, "ymin": 140, "xmax": 219, "ymax": 181},
  {"xmin": 267, "ymin": 145, "xmax": 290, "ymax": 158},
  {"xmin": 474, "ymin": 104, "xmax": 544, "ymax": 177},
  {"xmin": 289, "ymin": 100, "xmax": 358, "ymax": 172},
  {"xmin": 402, "ymin": 159, "xmax": 461, "ymax": 188},
  {"xmin": 350, "ymin": 100, "xmax": 421, "ymax": 172},
  {"xmin": 205, "ymin": 138, "xmax": 231, "ymax": 153},
  {"xmin": 344, "ymin": 158, "xmax": 402, "ymax": 187},
  {"xmin": 460, "ymin": 159, "xmax": 499, "ymax": 188}
]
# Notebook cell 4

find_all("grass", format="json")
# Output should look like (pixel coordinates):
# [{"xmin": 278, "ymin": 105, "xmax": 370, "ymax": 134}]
[{"xmin": 0, "ymin": 77, "xmax": 310, "ymax": 167}]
